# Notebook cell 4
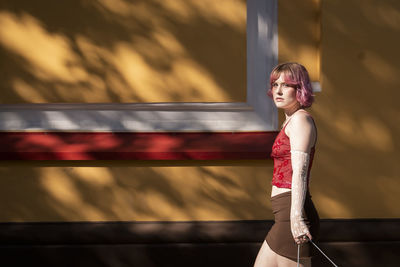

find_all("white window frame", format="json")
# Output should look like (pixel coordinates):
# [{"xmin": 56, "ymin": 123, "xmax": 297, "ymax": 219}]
[{"xmin": 0, "ymin": 0, "xmax": 278, "ymax": 132}]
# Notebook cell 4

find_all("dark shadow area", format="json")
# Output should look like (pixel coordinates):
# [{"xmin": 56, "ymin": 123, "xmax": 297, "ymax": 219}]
[{"xmin": 0, "ymin": 219, "xmax": 399, "ymax": 267}]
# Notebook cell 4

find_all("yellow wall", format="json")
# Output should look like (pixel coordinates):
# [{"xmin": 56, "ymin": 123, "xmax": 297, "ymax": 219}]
[
  {"xmin": 0, "ymin": 0, "xmax": 246, "ymax": 103},
  {"xmin": 278, "ymin": 0, "xmax": 320, "ymax": 81},
  {"xmin": 279, "ymin": 0, "xmax": 400, "ymax": 218},
  {"xmin": 1, "ymin": 0, "xmax": 400, "ymax": 223},
  {"xmin": 0, "ymin": 160, "xmax": 273, "ymax": 222}
]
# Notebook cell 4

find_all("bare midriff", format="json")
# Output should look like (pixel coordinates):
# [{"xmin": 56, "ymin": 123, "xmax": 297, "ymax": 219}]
[{"xmin": 271, "ymin": 185, "xmax": 291, "ymax": 197}]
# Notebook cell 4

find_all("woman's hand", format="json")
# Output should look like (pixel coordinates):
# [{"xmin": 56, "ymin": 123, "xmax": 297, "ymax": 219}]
[
  {"xmin": 293, "ymin": 229, "xmax": 312, "ymax": 245},
  {"xmin": 295, "ymin": 234, "xmax": 312, "ymax": 244},
  {"xmin": 291, "ymin": 212, "xmax": 312, "ymax": 244}
]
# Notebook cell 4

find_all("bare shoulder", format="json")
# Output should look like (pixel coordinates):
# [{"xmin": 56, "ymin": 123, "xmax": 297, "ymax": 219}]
[
  {"xmin": 286, "ymin": 110, "xmax": 316, "ymax": 136},
  {"xmin": 286, "ymin": 110, "xmax": 316, "ymax": 150},
  {"xmin": 290, "ymin": 110, "xmax": 314, "ymax": 128}
]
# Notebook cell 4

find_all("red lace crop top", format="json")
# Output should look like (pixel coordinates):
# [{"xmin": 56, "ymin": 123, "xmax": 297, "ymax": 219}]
[{"xmin": 271, "ymin": 117, "xmax": 316, "ymax": 189}]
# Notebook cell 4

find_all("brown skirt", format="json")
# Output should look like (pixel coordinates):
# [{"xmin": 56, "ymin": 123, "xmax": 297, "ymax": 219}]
[{"xmin": 265, "ymin": 191, "xmax": 320, "ymax": 261}]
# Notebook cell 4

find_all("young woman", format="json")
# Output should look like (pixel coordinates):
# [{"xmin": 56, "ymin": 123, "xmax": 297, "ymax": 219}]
[{"xmin": 254, "ymin": 63, "xmax": 320, "ymax": 267}]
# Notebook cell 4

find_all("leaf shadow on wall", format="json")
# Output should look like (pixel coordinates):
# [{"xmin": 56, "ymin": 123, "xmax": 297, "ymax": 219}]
[
  {"xmin": 0, "ymin": 0, "xmax": 246, "ymax": 103},
  {"xmin": 311, "ymin": 0, "xmax": 400, "ymax": 220}
]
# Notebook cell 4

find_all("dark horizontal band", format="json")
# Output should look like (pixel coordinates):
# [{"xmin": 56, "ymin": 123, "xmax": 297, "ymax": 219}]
[
  {"xmin": 0, "ymin": 132, "xmax": 277, "ymax": 160},
  {"xmin": 0, "ymin": 219, "xmax": 398, "ymax": 267},
  {"xmin": 0, "ymin": 219, "xmax": 399, "ymax": 245}
]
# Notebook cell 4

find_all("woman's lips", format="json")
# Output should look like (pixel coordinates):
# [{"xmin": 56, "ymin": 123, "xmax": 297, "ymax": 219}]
[{"xmin": 275, "ymin": 98, "xmax": 284, "ymax": 102}]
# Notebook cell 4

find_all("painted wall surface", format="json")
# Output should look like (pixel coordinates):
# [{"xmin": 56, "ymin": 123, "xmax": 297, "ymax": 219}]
[
  {"xmin": 279, "ymin": 0, "xmax": 400, "ymax": 218},
  {"xmin": 0, "ymin": 161, "xmax": 273, "ymax": 222},
  {"xmin": 278, "ymin": 0, "xmax": 320, "ymax": 81},
  {"xmin": 0, "ymin": 0, "xmax": 246, "ymax": 103},
  {"xmin": 1, "ymin": 0, "xmax": 400, "ymax": 223}
]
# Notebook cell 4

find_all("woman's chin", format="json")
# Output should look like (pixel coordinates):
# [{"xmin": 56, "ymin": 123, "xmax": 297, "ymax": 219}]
[{"xmin": 274, "ymin": 102, "xmax": 286, "ymax": 108}]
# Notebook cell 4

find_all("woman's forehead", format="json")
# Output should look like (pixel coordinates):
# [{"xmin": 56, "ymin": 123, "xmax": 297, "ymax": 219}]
[{"xmin": 273, "ymin": 71, "xmax": 294, "ymax": 82}]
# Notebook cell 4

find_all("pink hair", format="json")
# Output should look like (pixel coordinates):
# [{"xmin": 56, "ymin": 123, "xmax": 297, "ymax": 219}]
[{"xmin": 267, "ymin": 62, "xmax": 314, "ymax": 108}]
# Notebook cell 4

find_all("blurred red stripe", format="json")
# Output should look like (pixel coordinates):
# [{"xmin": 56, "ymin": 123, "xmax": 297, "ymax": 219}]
[{"xmin": 0, "ymin": 132, "xmax": 277, "ymax": 160}]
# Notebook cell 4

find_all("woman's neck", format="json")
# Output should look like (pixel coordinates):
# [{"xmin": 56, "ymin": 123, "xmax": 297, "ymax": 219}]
[{"xmin": 284, "ymin": 104, "xmax": 302, "ymax": 119}]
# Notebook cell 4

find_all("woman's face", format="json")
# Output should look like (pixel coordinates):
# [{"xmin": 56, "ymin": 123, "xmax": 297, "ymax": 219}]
[{"xmin": 271, "ymin": 73, "xmax": 299, "ymax": 110}]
